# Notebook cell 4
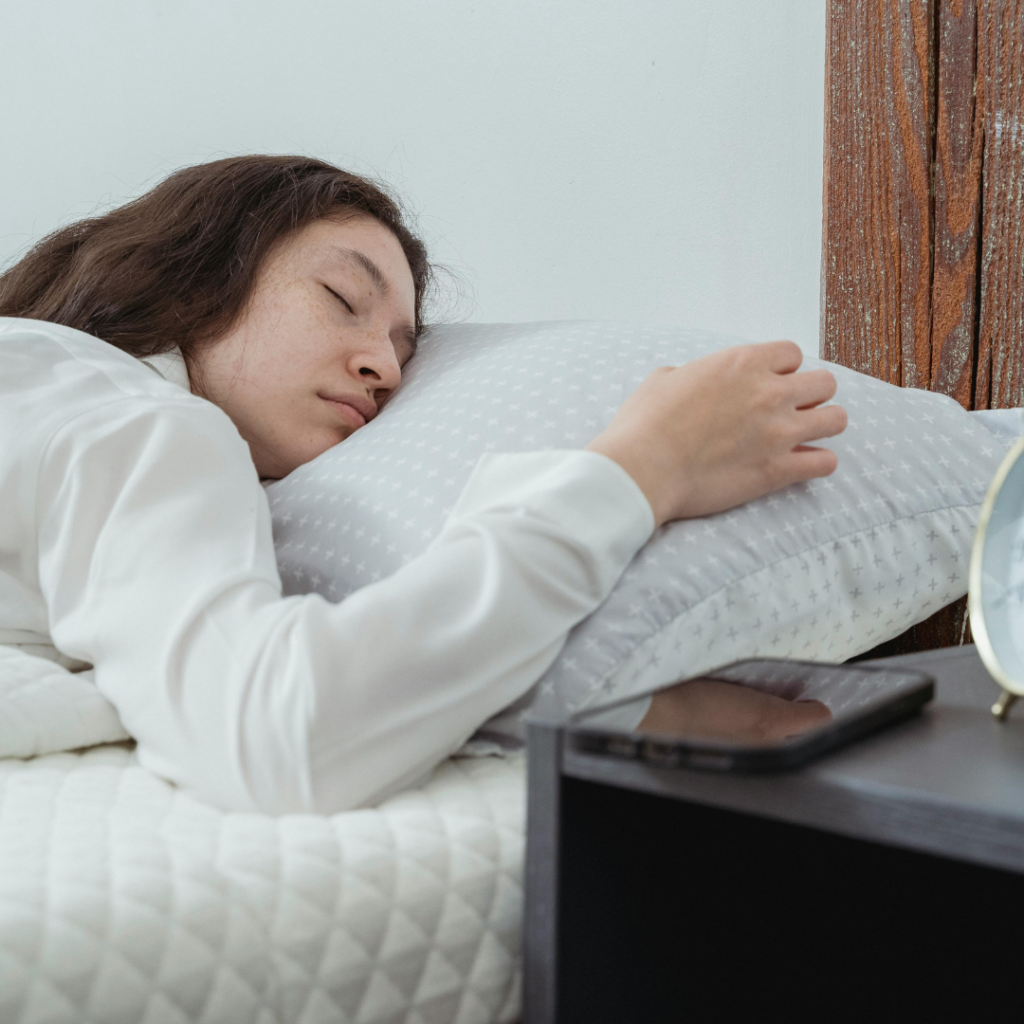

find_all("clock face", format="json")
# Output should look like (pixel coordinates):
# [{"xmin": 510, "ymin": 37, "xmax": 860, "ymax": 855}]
[{"xmin": 970, "ymin": 436, "xmax": 1024, "ymax": 697}]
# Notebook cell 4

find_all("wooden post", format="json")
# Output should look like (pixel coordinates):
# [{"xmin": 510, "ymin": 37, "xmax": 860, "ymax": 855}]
[
  {"xmin": 976, "ymin": 0, "xmax": 1024, "ymax": 410},
  {"xmin": 823, "ymin": 0, "xmax": 1024, "ymax": 655},
  {"xmin": 930, "ymin": 0, "xmax": 984, "ymax": 407},
  {"xmin": 821, "ymin": 0, "xmax": 936, "ymax": 388}
]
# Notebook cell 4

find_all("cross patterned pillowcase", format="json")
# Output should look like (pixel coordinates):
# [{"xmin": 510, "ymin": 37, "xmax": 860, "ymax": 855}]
[{"xmin": 266, "ymin": 321, "xmax": 1012, "ymax": 739}]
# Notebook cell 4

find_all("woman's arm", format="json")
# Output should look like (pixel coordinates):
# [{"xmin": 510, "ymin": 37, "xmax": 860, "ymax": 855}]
[{"xmin": 37, "ymin": 398, "xmax": 653, "ymax": 813}]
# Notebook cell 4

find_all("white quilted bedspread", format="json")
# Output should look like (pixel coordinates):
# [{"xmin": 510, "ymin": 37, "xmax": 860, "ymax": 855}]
[{"xmin": 0, "ymin": 745, "xmax": 525, "ymax": 1024}]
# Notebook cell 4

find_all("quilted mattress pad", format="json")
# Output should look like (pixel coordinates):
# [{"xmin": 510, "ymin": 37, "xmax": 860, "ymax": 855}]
[{"xmin": 0, "ymin": 745, "xmax": 525, "ymax": 1024}]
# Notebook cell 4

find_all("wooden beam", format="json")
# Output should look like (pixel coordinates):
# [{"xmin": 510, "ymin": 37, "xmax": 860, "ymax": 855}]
[
  {"xmin": 823, "ymin": 0, "xmax": 1023, "ymax": 655},
  {"xmin": 930, "ymin": 0, "xmax": 984, "ymax": 408},
  {"xmin": 824, "ymin": 0, "xmax": 1023, "ymax": 409},
  {"xmin": 976, "ymin": 0, "xmax": 1024, "ymax": 409},
  {"xmin": 821, "ymin": 0, "xmax": 935, "ymax": 388}
]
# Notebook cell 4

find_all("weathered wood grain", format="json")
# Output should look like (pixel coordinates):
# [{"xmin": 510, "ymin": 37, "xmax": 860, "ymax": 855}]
[
  {"xmin": 976, "ymin": 0, "xmax": 1024, "ymax": 409},
  {"xmin": 824, "ymin": 0, "xmax": 1024, "ymax": 655},
  {"xmin": 930, "ymin": 0, "xmax": 984, "ymax": 408},
  {"xmin": 826, "ymin": 0, "xmax": 1024, "ymax": 409},
  {"xmin": 823, "ymin": 0, "xmax": 1014, "ymax": 654},
  {"xmin": 821, "ymin": 0, "xmax": 935, "ymax": 388}
]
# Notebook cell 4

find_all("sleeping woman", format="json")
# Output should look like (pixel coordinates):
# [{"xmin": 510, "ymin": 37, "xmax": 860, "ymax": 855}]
[{"xmin": 0, "ymin": 155, "xmax": 847, "ymax": 813}]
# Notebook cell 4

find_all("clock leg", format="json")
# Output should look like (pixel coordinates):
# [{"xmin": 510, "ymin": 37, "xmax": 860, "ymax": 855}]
[{"xmin": 992, "ymin": 689, "xmax": 1018, "ymax": 721}]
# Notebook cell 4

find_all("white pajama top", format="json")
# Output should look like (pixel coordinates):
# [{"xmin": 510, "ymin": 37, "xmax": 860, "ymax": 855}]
[{"xmin": 0, "ymin": 318, "xmax": 653, "ymax": 813}]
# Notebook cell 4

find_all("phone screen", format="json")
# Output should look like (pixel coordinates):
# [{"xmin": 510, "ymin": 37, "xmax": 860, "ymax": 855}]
[{"xmin": 571, "ymin": 659, "xmax": 933, "ymax": 756}]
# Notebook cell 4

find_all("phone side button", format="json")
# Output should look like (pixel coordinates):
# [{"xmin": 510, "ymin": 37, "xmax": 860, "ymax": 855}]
[
  {"xmin": 687, "ymin": 752, "xmax": 735, "ymax": 771},
  {"xmin": 604, "ymin": 736, "xmax": 639, "ymax": 758},
  {"xmin": 640, "ymin": 740, "xmax": 683, "ymax": 768}
]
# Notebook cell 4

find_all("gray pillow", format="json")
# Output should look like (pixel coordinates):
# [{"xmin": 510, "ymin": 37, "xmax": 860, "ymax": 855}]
[{"xmin": 266, "ymin": 322, "xmax": 1010, "ymax": 736}]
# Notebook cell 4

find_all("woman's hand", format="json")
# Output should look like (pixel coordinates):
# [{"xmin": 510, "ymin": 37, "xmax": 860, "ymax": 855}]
[{"xmin": 587, "ymin": 341, "xmax": 847, "ymax": 528}]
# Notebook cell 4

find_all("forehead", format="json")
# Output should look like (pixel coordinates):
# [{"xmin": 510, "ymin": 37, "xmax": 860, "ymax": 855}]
[{"xmin": 285, "ymin": 216, "xmax": 416, "ymax": 306}]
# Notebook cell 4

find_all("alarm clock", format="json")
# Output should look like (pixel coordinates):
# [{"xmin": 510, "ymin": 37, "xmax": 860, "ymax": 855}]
[{"xmin": 969, "ymin": 435, "xmax": 1024, "ymax": 719}]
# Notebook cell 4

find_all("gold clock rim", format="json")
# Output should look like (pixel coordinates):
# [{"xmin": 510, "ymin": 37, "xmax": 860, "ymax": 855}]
[{"xmin": 968, "ymin": 434, "xmax": 1024, "ymax": 698}]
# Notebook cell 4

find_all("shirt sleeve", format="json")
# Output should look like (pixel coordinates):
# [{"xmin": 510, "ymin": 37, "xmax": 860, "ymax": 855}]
[{"xmin": 36, "ymin": 398, "xmax": 654, "ymax": 813}]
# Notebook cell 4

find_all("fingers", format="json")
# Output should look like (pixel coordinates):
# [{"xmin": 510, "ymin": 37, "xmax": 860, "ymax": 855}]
[
  {"xmin": 757, "ymin": 339, "xmax": 804, "ymax": 374},
  {"xmin": 780, "ymin": 445, "xmax": 839, "ymax": 483},
  {"xmin": 592, "ymin": 338, "xmax": 847, "ymax": 524},
  {"xmin": 788, "ymin": 368, "xmax": 838, "ymax": 409},
  {"xmin": 792, "ymin": 403, "xmax": 848, "ymax": 443}
]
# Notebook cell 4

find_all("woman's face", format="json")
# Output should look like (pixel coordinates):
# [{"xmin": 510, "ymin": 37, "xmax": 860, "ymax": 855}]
[{"xmin": 192, "ymin": 214, "xmax": 417, "ymax": 479}]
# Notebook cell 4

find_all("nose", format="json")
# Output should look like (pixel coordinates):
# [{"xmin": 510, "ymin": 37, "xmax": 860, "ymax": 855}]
[{"xmin": 347, "ymin": 329, "xmax": 402, "ymax": 396}]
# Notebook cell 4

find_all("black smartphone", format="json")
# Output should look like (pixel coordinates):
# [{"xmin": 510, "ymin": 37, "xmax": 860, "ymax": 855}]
[{"xmin": 568, "ymin": 658, "xmax": 935, "ymax": 772}]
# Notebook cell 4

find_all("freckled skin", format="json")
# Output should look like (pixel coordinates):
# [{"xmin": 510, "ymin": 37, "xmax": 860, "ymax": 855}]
[{"xmin": 190, "ymin": 216, "xmax": 417, "ymax": 480}]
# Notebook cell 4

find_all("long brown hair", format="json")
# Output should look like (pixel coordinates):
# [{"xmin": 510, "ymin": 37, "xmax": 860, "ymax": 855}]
[{"xmin": 0, "ymin": 155, "xmax": 431, "ymax": 359}]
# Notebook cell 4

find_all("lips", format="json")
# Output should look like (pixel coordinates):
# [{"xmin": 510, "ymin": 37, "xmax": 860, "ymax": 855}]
[{"xmin": 320, "ymin": 392, "xmax": 377, "ymax": 429}]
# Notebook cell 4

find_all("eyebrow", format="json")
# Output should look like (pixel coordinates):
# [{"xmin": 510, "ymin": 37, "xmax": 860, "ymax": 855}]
[{"xmin": 329, "ymin": 246, "xmax": 390, "ymax": 295}]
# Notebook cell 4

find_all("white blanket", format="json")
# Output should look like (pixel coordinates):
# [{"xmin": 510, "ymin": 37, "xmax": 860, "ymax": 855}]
[
  {"xmin": 0, "ymin": 645, "xmax": 128, "ymax": 758},
  {"xmin": 0, "ymin": 743, "xmax": 525, "ymax": 1024}
]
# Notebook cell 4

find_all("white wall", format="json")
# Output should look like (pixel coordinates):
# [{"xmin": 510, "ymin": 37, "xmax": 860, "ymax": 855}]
[{"xmin": 0, "ymin": 0, "xmax": 826, "ymax": 353}]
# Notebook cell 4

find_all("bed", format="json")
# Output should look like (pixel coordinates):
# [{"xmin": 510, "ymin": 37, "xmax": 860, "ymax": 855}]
[
  {"xmin": 3, "ymin": 4, "xmax": 1023, "ymax": 1022},
  {"xmin": 0, "ymin": 745, "xmax": 525, "ymax": 1024}
]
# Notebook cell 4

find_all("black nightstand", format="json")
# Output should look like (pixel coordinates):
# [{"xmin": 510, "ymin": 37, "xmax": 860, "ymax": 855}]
[{"xmin": 524, "ymin": 645, "xmax": 1024, "ymax": 1023}]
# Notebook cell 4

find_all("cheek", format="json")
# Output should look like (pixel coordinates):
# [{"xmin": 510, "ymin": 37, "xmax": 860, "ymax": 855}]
[
  {"xmin": 222, "ymin": 375, "xmax": 337, "ymax": 460},
  {"xmin": 250, "ymin": 279, "xmax": 335, "ymax": 375},
  {"xmin": 269, "ymin": 394, "xmax": 340, "ymax": 446},
  {"xmin": 257, "ymin": 324, "xmax": 325, "ymax": 384}
]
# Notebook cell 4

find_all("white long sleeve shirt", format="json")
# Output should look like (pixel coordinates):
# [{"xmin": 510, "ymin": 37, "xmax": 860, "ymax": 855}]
[{"xmin": 0, "ymin": 318, "xmax": 653, "ymax": 813}]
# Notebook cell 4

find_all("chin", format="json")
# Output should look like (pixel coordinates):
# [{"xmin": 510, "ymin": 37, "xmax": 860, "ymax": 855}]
[
  {"xmin": 254, "ymin": 434, "xmax": 339, "ymax": 480},
  {"xmin": 295, "ymin": 431, "xmax": 354, "ymax": 473}
]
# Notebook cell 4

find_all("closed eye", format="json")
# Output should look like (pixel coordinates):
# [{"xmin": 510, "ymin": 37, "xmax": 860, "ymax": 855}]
[{"xmin": 325, "ymin": 285, "xmax": 354, "ymax": 314}]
